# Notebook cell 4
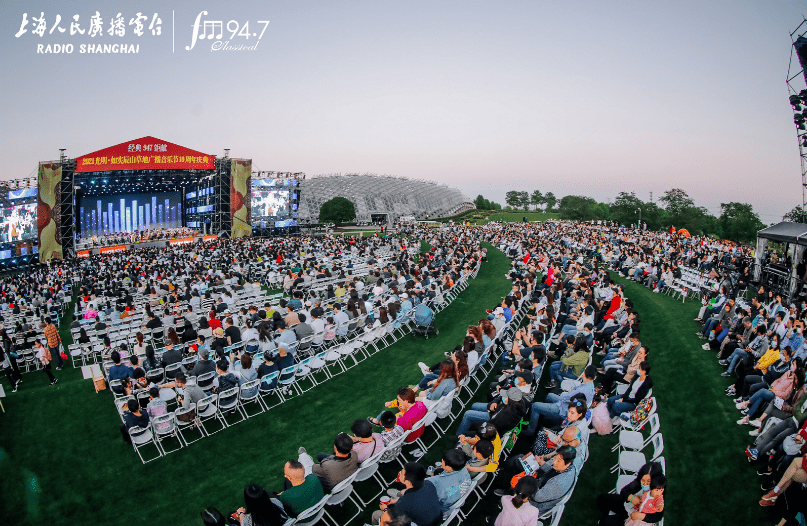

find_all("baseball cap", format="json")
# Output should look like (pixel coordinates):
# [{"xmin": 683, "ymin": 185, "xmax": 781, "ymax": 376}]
[{"xmin": 505, "ymin": 387, "xmax": 523, "ymax": 402}]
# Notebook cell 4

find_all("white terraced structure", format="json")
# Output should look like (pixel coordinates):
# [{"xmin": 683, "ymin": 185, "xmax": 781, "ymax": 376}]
[{"xmin": 297, "ymin": 173, "xmax": 475, "ymax": 223}]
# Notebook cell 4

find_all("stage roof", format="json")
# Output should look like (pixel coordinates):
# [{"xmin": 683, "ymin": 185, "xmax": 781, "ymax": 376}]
[
  {"xmin": 75, "ymin": 136, "xmax": 215, "ymax": 173},
  {"xmin": 758, "ymin": 221, "xmax": 807, "ymax": 245}
]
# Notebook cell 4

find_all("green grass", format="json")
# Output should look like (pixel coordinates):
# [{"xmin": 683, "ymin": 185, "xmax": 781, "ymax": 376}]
[{"xmin": 0, "ymin": 243, "xmax": 513, "ymax": 526}]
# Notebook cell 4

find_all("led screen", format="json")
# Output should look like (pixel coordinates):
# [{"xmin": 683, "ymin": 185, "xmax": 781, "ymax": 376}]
[
  {"xmin": 0, "ymin": 202, "xmax": 37, "ymax": 242},
  {"xmin": 9, "ymin": 188, "xmax": 37, "ymax": 200},
  {"xmin": 252, "ymin": 188, "xmax": 290, "ymax": 218},
  {"xmin": 78, "ymin": 192, "xmax": 182, "ymax": 238}
]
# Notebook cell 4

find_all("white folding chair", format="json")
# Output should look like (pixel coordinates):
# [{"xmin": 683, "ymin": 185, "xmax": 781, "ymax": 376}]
[
  {"xmin": 612, "ymin": 413, "xmax": 661, "ymax": 453},
  {"xmin": 151, "ymin": 413, "xmax": 183, "ymax": 455},
  {"xmin": 175, "ymin": 403, "xmax": 205, "ymax": 445},
  {"xmin": 129, "ymin": 425, "xmax": 161, "ymax": 464},
  {"xmin": 239, "ymin": 378, "xmax": 264, "ymax": 416},
  {"xmin": 197, "ymin": 394, "xmax": 225, "ymax": 435},
  {"xmin": 613, "ymin": 433, "xmax": 664, "ymax": 475},
  {"xmin": 322, "ymin": 472, "xmax": 359, "ymax": 526}
]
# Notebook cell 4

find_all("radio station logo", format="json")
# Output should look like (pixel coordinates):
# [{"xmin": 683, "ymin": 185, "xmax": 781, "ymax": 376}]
[
  {"xmin": 185, "ymin": 11, "xmax": 268, "ymax": 52},
  {"xmin": 15, "ymin": 10, "xmax": 269, "ymax": 55}
]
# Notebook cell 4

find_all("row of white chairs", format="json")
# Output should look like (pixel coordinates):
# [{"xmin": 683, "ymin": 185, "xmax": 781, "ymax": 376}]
[{"xmin": 120, "ymin": 267, "xmax": 480, "ymax": 461}]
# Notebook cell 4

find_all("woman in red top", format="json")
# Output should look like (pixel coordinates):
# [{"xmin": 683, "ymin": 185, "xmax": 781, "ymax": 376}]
[
  {"xmin": 207, "ymin": 309, "xmax": 222, "ymax": 331},
  {"xmin": 394, "ymin": 387, "xmax": 428, "ymax": 443}
]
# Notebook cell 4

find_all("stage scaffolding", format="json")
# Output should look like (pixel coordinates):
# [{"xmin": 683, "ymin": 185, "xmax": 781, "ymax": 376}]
[{"xmin": 212, "ymin": 156, "xmax": 231, "ymax": 238}]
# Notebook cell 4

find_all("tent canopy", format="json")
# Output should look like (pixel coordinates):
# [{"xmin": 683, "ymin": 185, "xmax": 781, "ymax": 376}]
[{"xmin": 757, "ymin": 222, "xmax": 807, "ymax": 245}]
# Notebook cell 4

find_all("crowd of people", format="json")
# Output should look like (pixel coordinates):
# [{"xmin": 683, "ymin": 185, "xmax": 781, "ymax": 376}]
[
  {"xmin": 10, "ymin": 216, "xmax": 805, "ymax": 525},
  {"xmin": 704, "ymin": 283, "xmax": 807, "ymax": 522}
]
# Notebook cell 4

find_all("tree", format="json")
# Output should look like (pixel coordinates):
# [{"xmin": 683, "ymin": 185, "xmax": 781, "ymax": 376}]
[
  {"xmin": 531, "ymin": 190, "xmax": 544, "ymax": 211},
  {"xmin": 659, "ymin": 188, "xmax": 695, "ymax": 228},
  {"xmin": 517, "ymin": 191, "xmax": 531, "ymax": 210},
  {"xmin": 784, "ymin": 205, "xmax": 807, "ymax": 223},
  {"xmin": 473, "ymin": 195, "xmax": 503, "ymax": 211},
  {"xmin": 319, "ymin": 196, "xmax": 356, "ymax": 224},
  {"xmin": 593, "ymin": 202, "xmax": 610, "ymax": 220},
  {"xmin": 505, "ymin": 191, "xmax": 521, "ymax": 208},
  {"xmin": 641, "ymin": 202, "xmax": 666, "ymax": 231},
  {"xmin": 609, "ymin": 191, "xmax": 645, "ymax": 226},
  {"xmin": 719, "ymin": 202, "xmax": 764, "ymax": 243},
  {"xmin": 557, "ymin": 195, "xmax": 598, "ymax": 220},
  {"xmin": 544, "ymin": 192, "xmax": 557, "ymax": 212}
]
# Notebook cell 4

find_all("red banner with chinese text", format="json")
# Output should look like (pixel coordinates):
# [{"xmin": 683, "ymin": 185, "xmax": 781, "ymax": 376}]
[
  {"xmin": 75, "ymin": 136, "xmax": 215, "ymax": 173},
  {"xmin": 99, "ymin": 245, "xmax": 127, "ymax": 254},
  {"xmin": 77, "ymin": 250, "xmax": 90, "ymax": 258}
]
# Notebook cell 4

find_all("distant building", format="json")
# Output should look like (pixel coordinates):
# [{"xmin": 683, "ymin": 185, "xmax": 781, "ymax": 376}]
[{"xmin": 298, "ymin": 174, "xmax": 474, "ymax": 223}]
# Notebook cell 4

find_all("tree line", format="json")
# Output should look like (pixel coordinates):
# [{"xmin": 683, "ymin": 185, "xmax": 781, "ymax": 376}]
[{"xmin": 485, "ymin": 188, "xmax": 768, "ymax": 243}]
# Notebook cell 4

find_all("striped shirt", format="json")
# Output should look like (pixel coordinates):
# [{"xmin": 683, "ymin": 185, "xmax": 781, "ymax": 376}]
[{"xmin": 381, "ymin": 425, "xmax": 405, "ymax": 446}]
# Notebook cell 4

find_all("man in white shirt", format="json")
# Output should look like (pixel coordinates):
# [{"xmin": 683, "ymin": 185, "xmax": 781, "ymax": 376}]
[{"xmin": 310, "ymin": 309, "xmax": 326, "ymax": 345}]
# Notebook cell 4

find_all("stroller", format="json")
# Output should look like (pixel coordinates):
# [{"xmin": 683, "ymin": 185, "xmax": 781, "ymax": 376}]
[{"xmin": 412, "ymin": 303, "xmax": 438, "ymax": 339}]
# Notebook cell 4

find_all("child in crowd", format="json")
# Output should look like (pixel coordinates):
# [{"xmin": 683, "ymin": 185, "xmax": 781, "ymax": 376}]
[{"xmin": 625, "ymin": 474, "xmax": 665, "ymax": 526}]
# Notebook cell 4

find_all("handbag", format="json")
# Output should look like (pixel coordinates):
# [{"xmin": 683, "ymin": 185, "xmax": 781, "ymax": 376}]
[{"xmin": 177, "ymin": 408, "xmax": 197, "ymax": 422}]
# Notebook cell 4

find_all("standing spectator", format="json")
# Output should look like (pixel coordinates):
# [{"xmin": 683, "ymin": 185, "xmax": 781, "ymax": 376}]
[
  {"xmin": 1, "ymin": 345, "xmax": 19, "ymax": 392},
  {"xmin": 44, "ymin": 317, "xmax": 63, "ymax": 370},
  {"xmin": 34, "ymin": 340, "xmax": 57, "ymax": 385}
]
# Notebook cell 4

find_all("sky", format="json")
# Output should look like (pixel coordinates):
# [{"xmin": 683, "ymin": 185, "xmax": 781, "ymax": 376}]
[{"xmin": 1, "ymin": 0, "xmax": 806, "ymax": 224}]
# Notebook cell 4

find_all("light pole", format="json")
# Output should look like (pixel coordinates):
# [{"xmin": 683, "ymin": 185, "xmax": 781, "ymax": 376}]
[{"xmin": 636, "ymin": 207, "xmax": 642, "ymax": 229}]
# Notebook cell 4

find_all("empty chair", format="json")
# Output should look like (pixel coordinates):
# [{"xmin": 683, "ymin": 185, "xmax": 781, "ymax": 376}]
[
  {"xmin": 196, "ymin": 370, "xmax": 216, "ymax": 392},
  {"xmin": 128, "ymin": 425, "xmax": 161, "ymax": 464},
  {"xmin": 612, "ymin": 413, "xmax": 661, "ymax": 454},
  {"xmin": 217, "ymin": 386, "xmax": 246, "ymax": 425},
  {"xmin": 239, "ymin": 378, "xmax": 264, "ymax": 416},
  {"xmin": 151, "ymin": 413, "xmax": 183, "ymax": 455},
  {"xmin": 146, "ymin": 367, "xmax": 165, "ymax": 385},
  {"xmin": 613, "ymin": 433, "xmax": 664, "ymax": 475}
]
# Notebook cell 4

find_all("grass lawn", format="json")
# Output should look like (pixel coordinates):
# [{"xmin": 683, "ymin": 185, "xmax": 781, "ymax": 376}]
[{"xmin": 0, "ymin": 242, "xmax": 512, "ymax": 526}]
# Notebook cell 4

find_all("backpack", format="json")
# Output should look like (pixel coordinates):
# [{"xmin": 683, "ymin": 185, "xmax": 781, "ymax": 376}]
[
  {"xmin": 772, "ymin": 371, "xmax": 797, "ymax": 399},
  {"xmin": 45, "ymin": 347, "xmax": 52, "ymax": 362}
]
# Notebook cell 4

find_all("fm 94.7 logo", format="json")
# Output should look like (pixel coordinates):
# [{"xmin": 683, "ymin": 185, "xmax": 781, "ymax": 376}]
[{"xmin": 186, "ymin": 11, "xmax": 268, "ymax": 52}]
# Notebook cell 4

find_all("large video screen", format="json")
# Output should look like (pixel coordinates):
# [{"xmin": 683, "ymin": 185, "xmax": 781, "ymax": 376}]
[
  {"xmin": 252, "ymin": 188, "xmax": 290, "ymax": 218},
  {"xmin": 79, "ymin": 192, "xmax": 182, "ymax": 238},
  {"xmin": 0, "ymin": 202, "xmax": 37, "ymax": 242}
]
